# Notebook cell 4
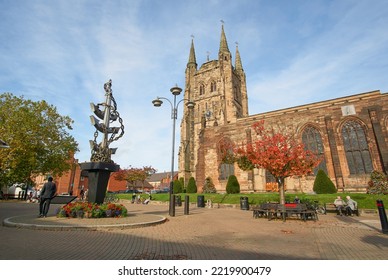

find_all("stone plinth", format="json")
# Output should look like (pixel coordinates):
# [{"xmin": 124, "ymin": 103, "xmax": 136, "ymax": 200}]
[{"xmin": 80, "ymin": 162, "xmax": 119, "ymax": 204}]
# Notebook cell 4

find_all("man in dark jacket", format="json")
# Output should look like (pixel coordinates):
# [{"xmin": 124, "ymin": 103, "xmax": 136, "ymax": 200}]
[{"xmin": 39, "ymin": 177, "xmax": 57, "ymax": 217}]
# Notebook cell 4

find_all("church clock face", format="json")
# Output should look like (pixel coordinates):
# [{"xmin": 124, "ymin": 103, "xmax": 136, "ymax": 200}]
[{"xmin": 341, "ymin": 105, "xmax": 356, "ymax": 116}]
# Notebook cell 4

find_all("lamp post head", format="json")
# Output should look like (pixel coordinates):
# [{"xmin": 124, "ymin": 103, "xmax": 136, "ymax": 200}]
[
  {"xmin": 152, "ymin": 98, "xmax": 163, "ymax": 107},
  {"xmin": 170, "ymin": 85, "xmax": 182, "ymax": 96},
  {"xmin": 186, "ymin": 101, "xmax": 195, "ymax": 109}
]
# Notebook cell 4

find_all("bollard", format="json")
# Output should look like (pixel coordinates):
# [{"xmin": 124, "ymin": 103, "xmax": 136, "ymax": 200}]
[
  {"xmin": 171, "ymin": 195, "xmax": 175, "ymax": 217},
  {"xmin": 376, "ymin": 199, "xmax": 388, "ymax": 234},
  {"xmin": 184, "ymin": 195, "xmax": 189, "ymax": 215}
]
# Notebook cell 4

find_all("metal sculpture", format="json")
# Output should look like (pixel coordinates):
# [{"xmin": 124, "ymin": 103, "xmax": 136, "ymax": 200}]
[
  {"xmin": 80, "ymin": 79, "xmax": 124, "ymax": 204},
  {"xmin": 89, "ymin": 79, "xmax": 124, "ymax": 163}
]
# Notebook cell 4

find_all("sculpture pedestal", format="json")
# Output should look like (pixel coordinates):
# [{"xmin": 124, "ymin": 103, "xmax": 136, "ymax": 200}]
[{"xmin": 80, "ymin": 162, "xmax": 119, "ymax": 204}]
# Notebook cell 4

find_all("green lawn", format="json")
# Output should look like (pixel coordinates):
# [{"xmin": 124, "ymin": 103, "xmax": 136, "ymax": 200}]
[{"xmin": 117, "ymin": 192, "xmax": 388, "ymax": 210}]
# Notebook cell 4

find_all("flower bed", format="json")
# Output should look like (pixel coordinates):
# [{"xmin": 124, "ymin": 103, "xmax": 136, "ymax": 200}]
[{"xmin": 56, "ymin": 201, "xmax": 128, "ymax": 218}]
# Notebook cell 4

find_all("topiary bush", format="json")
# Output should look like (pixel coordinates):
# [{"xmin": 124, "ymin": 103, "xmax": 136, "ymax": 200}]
[
  {"xmin": 202, "ymin": 177, "xmax": 217, "ymax": 193},
  {"xmin": 226, "ymin": 175, "xmax": 240, "ymax": 194},
  {"xmin": 186, "ymin": 176, "xmax": 197, "ymax": 193},
  {"xmin": 173, "ymin": 179, "xmax": 183, "ymax": 194},
  {"xmin": 367, "ymin": 170, "xmax": 388, "ymax": 194},
  {"xmin": 313, "ymin": 169, "xmax": 337, "ymax": 194}
]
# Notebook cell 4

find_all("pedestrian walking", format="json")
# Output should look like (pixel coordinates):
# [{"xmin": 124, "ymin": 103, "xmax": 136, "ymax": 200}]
[{"xmin": 38, "ymin": 177, "xmax": 57, "ymax": 218}]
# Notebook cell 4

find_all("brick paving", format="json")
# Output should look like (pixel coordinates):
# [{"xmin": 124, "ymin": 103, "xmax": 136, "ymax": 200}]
[{"xmin": 0, "ymin": 200, "xmax": 387, "ymax": 260}]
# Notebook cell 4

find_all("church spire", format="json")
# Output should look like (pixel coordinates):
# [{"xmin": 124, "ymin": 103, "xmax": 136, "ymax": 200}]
[
  {"xmin": 187, "ymin": 38, "xmax": 197, "ymax": 69},
  {"xmin": 219, "ymin": 23, "xmax": 230, "ymax": 54},
  {"xmin": 235, "ymin": 43, "xmax": 243, "ymax": 72}
]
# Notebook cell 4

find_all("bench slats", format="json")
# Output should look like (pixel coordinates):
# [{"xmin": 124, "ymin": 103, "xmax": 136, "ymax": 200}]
[{"xmin": 253, "ymin": 203, "xmax": 318, "ymax": 221}]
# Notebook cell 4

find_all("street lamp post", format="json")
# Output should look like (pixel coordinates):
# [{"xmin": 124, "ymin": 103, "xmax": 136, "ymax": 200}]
[{"xmin": 152, "ymin": 85, "xmax": 195, "ymax": 217}]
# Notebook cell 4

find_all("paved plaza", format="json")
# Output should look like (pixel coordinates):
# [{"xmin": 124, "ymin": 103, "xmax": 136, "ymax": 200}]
[{"xmin": 0, "ymin": 200, "xmax": 387, "ymax": 260}]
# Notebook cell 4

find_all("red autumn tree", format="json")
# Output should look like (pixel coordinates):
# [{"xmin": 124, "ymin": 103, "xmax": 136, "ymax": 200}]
[
  {"xmin": 114, "ymin": 166, "xmax": 143, "ymax": 191},
  {"xmin": 234, "ymin": 120, "xmax": 321, "ymax": 204},
  {"xmin": 137, "ymin": 166, "xmax": 157, "ymax": 192},
  {"xmin": 114, "ymin": 165, "xmax": 157, "ymax": 192}
]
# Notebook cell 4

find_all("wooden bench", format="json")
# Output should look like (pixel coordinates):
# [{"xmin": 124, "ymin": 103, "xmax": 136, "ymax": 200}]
[
  {"xmin": 253, "ymin": 203, "xmax": 317, "ymax": 221},
  {"xmin": 324, "ymin": 203, "xmax": 359, "ymax": 216},
  {"xmin": 279, "ymin": 203, "xmax": 318, "ymax": 221},
  {"xmin": 324, "ymin": 203, "xmax": 338, "ymax": 214},
  {"xmin": 50, "ymin": 195, "xmax": 77, "ymax": 205},
  {"xmin": 252, "ymin": 203, "xmax": 279, "ymax": 220}
]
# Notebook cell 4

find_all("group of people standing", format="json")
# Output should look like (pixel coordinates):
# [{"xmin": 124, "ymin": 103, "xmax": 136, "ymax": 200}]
[{"xmin": 334, "ymin": 195, "xmax": 358, "ymax": 216}]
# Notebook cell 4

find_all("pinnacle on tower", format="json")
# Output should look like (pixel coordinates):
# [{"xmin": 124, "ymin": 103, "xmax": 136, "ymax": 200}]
[
  {"xmin": 187, "ymin": 38, "xmax": 197, "ymax": 69},
  {"xmin": 235, "ymin": 43, "xmax": 243, "ymax": 72},
  {"xmin": 219, "ymin": 23, "xmax": 230, "ymax": 54}
]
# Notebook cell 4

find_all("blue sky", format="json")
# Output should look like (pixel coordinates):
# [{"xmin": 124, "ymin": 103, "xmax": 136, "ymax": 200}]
[{"xmin": 1, "ymin": 0, "xmax": 387, "ymax": 173}]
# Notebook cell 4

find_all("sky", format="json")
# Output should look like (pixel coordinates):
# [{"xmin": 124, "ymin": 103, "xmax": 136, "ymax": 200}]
[{"xmin": 1, "ymin": 0, "xmax": 387, "ymax": 173}]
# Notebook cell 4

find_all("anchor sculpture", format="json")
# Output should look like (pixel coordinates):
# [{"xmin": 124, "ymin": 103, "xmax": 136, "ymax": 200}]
[{"xmin": 80, "ymin": 79, "xmax": 124, "ymax": 204}]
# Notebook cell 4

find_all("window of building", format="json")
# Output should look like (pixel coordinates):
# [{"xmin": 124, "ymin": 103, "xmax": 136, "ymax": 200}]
[
  {"xmin": 199, "ymin": 84, "xmax": 205, "ymax": 95},
  {"xmin": 341, "ymin": 120, "xmax": 373, "ymax": 174},
  {"xmin": 210, "ymin": 81, "xmax": 216, "ymax": 92},
  {"xmin": 219, "ymin": 163, "xmax": 234, "ymax": 180},
  {"xmin": 302, "ymin": 126, "xmax": 327, "ymax": 175}
]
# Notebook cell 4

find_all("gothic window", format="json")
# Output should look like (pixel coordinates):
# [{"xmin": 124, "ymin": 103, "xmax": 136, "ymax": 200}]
[
  {"xmin": 199, "ymin": 84, "xmax": 205, "ymax": 95},
  {"xmin": 219, "ymin": 163, "xmax": 234, "ymax": 180},
  {"xmin": 265, "ymin": 170, "xmax": 276, "ymax": 183},
  {"xmin": 210, "ymin": 81, "xmax": 217, "ymax": 92},
  {"xmin": 217, "ymin": 137, "xmax": 235, "ymax": 180},
  {"xmin": 302, "ymin": 126, "xmax": 327, "ymax": 175},
  {"xmin": 341, "ymin": 120, "xmax": 373, "ymax": 174}
]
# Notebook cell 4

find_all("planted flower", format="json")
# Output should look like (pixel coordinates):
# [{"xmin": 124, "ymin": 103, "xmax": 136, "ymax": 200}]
[{"xmin": 56, "ymin": 202, "xmax": 128, "ymax": 219}]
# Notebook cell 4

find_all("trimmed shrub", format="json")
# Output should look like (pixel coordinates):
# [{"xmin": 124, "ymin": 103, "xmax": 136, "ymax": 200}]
[
  {"xmin": 179, "ymin": 177, "xmax": 185, "ymax": 189},
  {"xmin": 186, "ymin": 177, "xmax": 197, "ymax": 193},
  {"xmin": 173, "ymin": 179, "xmax": 183, "ymax": 194},
  {"xmin": 313, "ymin": 169, "xmax": 337, "ymax": 194},
  {"xmin": 226, "ymin": 175, "xmax": 240, "ymax": 194},
  {"xmin": 202, "ymin": 177, "xmax": 217, "ymax": 193}
]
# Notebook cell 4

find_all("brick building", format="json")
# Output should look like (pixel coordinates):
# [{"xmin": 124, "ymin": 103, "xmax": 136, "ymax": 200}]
[
  {"xmin": 35, "ymin": 158, "xmax": 88, "ymax": 196},
  {"xmin": 178, "ymin": 25, "xmax": 388, "ymax": 193}
]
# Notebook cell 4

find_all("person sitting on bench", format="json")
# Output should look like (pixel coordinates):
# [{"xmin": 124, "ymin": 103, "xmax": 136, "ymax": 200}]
[
  {"xmin": 345, "ymin": 196, "xmax": 357, "ymax": 216},
  {"xmin": 334, "ymin": 196, "xmax": 345, "ymax": 216}
]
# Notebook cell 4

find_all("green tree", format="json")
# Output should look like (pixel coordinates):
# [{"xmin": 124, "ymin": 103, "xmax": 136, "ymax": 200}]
[
  {"xmin": 173, "ymin": 179, "xmax": 183, "ymax": 194},
  {"xmin": 186, "ymin": 176, "xmax": 197, "ymax": 193},
  {"xmin": 179, "ymin": 177, "xmax": 185, "ymax": 190},
  {"xmin": 0, "ymin": 93, "xmax": 78, "ymax": 187},
  {"xmin": 313, "ymin": 169, "xmax": 337, "ymax": 194},
  {"xmin": 202, "ymin": 177, "xmax": 217, "ymax": 193},
  {"xmin": 226, "ymin": 175, "xmax": 240, "ymax": 194}
]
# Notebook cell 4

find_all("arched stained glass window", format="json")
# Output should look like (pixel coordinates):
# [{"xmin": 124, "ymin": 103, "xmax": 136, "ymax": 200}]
[
  {"xmin": 341, "ymin": 120, "xmax": 373, "ymax": 174},
  {"xmin": 302, "ymin": 126, "xmax": 327, "ymax": 174},
  {"xmin": 219, "ymin": 163, "xmax": 234, "ymax": 180},
  {"xmin": 217, "ymin": 137, "xmax": 235, "ymax": 180}
]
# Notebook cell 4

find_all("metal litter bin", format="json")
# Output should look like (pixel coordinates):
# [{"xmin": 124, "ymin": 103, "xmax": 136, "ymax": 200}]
[
  {"xmin": 197, "ymin": 195, "xmax": 205, "ymax": 207},
  {"xmin": 240, "ymin": 196, "xmax": 249, "ymax": 210}
]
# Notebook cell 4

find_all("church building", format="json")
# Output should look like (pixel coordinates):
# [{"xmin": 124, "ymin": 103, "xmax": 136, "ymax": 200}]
[{"xmin": 178, "ymin": 25, "xmax": 388, "ymax": 193}]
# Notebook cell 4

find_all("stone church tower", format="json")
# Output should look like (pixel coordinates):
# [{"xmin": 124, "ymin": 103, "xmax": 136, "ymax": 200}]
[{"xmin": 179, "ymin": 25, "xmax": 248, "ymax": 183}]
